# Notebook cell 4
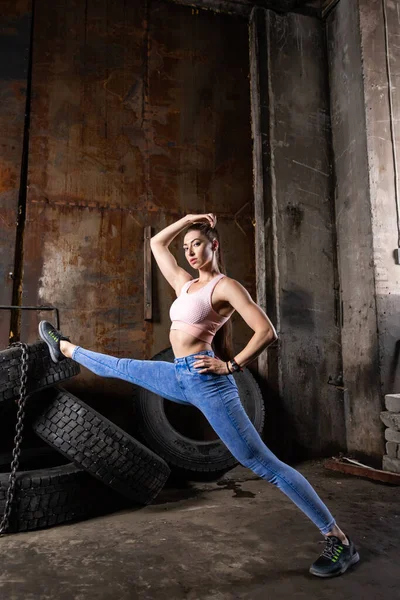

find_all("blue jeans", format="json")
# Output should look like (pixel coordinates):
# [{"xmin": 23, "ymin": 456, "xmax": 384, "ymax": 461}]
[{"xmin": 71, "ymin": 346, "xmax": 336, "ymax": 535}]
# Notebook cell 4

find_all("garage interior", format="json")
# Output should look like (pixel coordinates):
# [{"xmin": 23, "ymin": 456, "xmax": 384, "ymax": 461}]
[{"xmin": 1, "ymin": 0, "xmax": 400, "ymax": 598}]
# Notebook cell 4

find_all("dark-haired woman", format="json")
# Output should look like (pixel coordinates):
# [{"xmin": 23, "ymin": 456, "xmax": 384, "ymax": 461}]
[{"xmin": 39, "ymin": 212, "xmax": 359, "ymax": 578}]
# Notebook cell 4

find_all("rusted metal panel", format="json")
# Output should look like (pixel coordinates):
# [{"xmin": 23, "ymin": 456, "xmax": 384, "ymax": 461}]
[
  {"xmin": 148, "ymin": 1, "xmax": 253, "ymax": 215},
  {"xmin": 0, "ymin": 1, "xmax": 31, "ymax": 348},
  {"xmin": 21, "ymin": 203, "xmax": 145, "ymax": 349},
  {"xmin": 21, "ymin": 201, "xmax": 146, "ymax": 424},
  {"xmin": 22, "ymin": 0, "xmax": 254, "ymax": 414},
  {"xmin": 22, "ymin": 0, "xmax": 149, "ymax": 395},
  {"xmin": 146, "ymin": 0, "xmax": 255, "ymax": 360},
  {"xmin": 27, "ymin": 0, "xmax": 148, "ymax": 214}
]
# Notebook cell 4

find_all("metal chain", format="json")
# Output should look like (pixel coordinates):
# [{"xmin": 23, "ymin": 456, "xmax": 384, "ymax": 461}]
[{"xmin": 0, "ymin": 342, "xmax": 29, "ymax": 536}]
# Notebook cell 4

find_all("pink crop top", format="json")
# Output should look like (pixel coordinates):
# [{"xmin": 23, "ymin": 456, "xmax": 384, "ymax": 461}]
[{"xmin": 169, "ymin": 273, "xmax": 230, "ymax": 344}]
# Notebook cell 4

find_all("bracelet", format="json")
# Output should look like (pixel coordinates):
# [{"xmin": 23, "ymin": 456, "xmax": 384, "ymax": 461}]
[
  {"xmin": 226, "ymin": 361, "xmax": 232, "ymax": 374},
  {"xmin": 230, "ymin": 358, "xmax": 243, "ymax": 373}
]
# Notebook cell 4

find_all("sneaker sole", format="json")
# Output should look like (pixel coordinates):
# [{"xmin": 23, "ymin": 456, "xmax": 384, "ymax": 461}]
[
  {"xmin": 39, "ymin": 321, "xmax": 60, "ymax": 364},
  {"xmin": 309, "ymin": 551, "xmax": 360, "ymax": 578}
]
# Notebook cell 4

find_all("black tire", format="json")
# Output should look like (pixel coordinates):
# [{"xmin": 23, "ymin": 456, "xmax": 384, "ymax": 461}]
[
  {"xmin": 0, "ymin": 445, "xmax": 70, "ymax": 472},
  {"xmin": 134, "ymin": 347, "xmax": 265, "ymax": 477},
  {"xmin": 0, "ymin": 463, "xmax": 129, "ymax": 533},
  {"xmin": 31, "ymin": 387, "xmax": 171, "ymax": 504},
  {"xmin": 0, "ymin": 342, "xmax": 79, "ymax": 404}
]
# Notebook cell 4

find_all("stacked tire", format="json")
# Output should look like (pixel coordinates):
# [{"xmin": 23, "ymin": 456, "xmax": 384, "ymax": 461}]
[{"xmin": 0, "ymin": 342, "xmax": 171, "ymax": 533}]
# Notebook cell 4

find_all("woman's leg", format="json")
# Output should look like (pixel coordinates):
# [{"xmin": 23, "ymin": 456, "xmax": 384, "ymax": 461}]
[
  {"xmin": 194, "ymin": 392, "xmax": 336, "ymax": 535},
  {"xmin": 62, "ymin": 342, "xmax": 189, "ymax": 405}
]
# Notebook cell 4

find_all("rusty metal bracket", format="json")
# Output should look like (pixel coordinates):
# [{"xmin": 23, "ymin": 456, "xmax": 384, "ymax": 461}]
[
  {"xmin": 327, "ymin": 373, "xmax": 344, "ymax": 387},
  {"xmin": 144, "ymin": 227, "xmax": 152, "ymax": 321},
  {"xmin": 0, "ymin": 306, "xmax": 60, "ymax": 330}
]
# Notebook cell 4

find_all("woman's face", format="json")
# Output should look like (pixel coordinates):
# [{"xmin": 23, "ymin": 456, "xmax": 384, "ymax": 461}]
[{"xmin": 183, "ymin": 232, "xmax": 216, "ymax": 269}]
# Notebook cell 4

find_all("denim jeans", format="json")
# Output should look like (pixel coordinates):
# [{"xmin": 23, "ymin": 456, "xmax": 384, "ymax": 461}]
[{"xmin": 71, "ymin": 346, "xmax": 336, "ymax": 535}]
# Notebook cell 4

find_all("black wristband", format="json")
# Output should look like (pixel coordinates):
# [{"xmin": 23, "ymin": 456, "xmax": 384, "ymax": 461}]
[{"xmin": 230, "ymin": 358, "xmax": 243, "ymax": 373}]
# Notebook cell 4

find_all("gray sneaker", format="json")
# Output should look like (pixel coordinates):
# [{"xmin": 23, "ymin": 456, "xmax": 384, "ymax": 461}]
[
  {"xmin": 309, "ymin": 535, "xmax": 360, "ymax": 578},
  {"xmin": 39, "ymin": 321, "xmax": 70, "ymax": 363}
]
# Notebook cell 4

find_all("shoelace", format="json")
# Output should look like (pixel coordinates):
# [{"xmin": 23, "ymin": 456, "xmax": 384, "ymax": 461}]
[
  {"xmin": 320, "ymin": 537, "xmax": 343, "ymax": 560},
  {"xmin": 48, "ymin": 328, "xmax": 61, "ymax": 343},
  {"xmin": 47, "ymin": 328, "xmax": 69, "ymax": 344}
]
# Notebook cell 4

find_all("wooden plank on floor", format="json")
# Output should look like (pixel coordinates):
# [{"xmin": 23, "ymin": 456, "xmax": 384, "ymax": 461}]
[{"xmin": 324, "ymin": 457, "xmax": 400, "ymax": 485}]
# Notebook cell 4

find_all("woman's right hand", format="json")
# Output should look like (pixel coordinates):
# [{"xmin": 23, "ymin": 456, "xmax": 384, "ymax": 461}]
[{"xmin": 187, "ymin": 213, "xmax": 217, "ymax": 228}]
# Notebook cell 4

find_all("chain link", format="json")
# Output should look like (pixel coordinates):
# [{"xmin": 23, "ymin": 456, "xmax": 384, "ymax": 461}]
[{"xmin": 0, "ymin": 342, "xmax": 29, "ymax": 536}]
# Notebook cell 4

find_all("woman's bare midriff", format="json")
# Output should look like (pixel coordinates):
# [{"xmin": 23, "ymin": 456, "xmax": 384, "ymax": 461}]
[{"xmin": 169, "ymin": 329, "xmax": 213, "ymax": 359}]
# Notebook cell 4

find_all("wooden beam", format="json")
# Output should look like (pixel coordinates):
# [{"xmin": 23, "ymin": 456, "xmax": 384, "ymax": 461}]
[
  {"xmin": 169, "ymin": 0, "xmax": 323, "ymax": 18},
  {"xmin": 324, "ymin": 458, "xmax": 400, "ymax": 485},
  {"xmin": 250, "ymin": 8, "xmax": 267, "ymax": 379},
  {"xmin": 170, "ymin": 0, "xmax": 253, "ymax": 17},
  {"xmin": 249, "ymin": 8, "xmax": 281, "ymax": 383}
]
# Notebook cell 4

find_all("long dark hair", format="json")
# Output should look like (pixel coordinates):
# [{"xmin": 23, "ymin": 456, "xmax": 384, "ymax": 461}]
[{"xmin": 184, "ymin": 222, "xmax": 234, "ymax": 362}]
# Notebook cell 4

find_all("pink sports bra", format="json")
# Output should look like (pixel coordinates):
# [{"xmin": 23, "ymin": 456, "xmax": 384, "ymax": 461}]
[{"xmin": 169, "ymin": 273, "xmax": 230, "ymax": 344}]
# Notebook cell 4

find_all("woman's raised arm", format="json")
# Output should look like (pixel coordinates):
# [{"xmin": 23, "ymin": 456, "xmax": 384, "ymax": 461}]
[
  {"xmin": 151, "ymin": 215, "xmax": 193, "ymax": 247},
  {"xmin": 150, "ymin": 213, "xmax": 216, "ymax": 247}
]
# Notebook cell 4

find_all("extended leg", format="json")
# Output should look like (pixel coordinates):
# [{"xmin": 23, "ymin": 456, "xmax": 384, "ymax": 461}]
[
  {"xmin": 39, "ymin": 321, "xmax": 188, "ymax": 404},
  {"xmin": 71, "ymin": 346, "xmax": 188, "ymax": 404},
  {"xmin": 196, "ymin": 393, "xmax": 336, "ymax": 534}
]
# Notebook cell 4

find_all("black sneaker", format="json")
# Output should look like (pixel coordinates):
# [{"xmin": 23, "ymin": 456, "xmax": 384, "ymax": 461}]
[
  {"xmin": 39, "ymin": 321, "xmax": 70, "ymax": 363},
  {"xmin": 309, "ymin": 535, "xmax": 360, "ymax": 578}
]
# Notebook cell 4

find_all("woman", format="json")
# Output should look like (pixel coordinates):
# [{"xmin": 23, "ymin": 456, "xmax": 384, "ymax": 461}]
[{"xmin": 39, "ymin": 212, "xmax": 359, "ymax": 578}]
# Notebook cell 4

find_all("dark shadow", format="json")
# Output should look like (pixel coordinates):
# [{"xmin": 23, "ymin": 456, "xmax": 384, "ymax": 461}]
[{"xmin": 386, "ymin": 338, "xmax": 400, "ymax": 394}]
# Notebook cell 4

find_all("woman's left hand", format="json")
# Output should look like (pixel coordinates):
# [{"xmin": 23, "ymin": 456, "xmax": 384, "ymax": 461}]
[{"xmin": 193, "ymin": 355, "xmax": 228, "ymax": 375}]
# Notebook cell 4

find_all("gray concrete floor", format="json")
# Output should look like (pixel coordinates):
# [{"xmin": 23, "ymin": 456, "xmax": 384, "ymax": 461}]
[{"xmin": 0, "ymin": 460, "xmax": 399, "ymax": 600}]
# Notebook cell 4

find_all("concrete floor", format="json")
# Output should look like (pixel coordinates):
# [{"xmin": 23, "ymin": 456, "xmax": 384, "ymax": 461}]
[{"xmin": 0, "ymin": 460, "xmax": 399, "ymax": 600}]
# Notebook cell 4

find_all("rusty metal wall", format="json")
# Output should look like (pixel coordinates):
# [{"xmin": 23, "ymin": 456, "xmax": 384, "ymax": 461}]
[
  {"xmin": 145, "ymin": 0, "xmax": 254, "ymax": 364},
  {"xmin": 0, "ymin": 1, "xmax": 32, "ymax": 348},
  {"xmin": 19, "ymin": 0, "xmax": 253, "ymax": 422}
]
